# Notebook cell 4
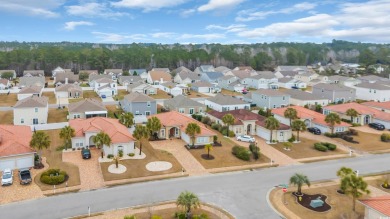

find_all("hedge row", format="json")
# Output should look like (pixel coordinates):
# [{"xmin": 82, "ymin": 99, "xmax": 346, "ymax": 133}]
[{"xmin": 314, "ymin": 142, "xmax": 337, "ymax": 152}]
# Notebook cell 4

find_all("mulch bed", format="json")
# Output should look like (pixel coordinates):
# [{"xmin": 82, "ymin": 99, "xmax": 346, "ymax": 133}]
[
  {"xmin": 201, "ymin": 154, "xmax": 215, "ymax": 160},
  {"xmin": 293, "ymin": 193, "xmax": 331, "ymax": 212}
]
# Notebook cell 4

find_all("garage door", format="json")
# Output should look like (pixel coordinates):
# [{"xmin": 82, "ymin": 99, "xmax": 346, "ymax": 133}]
[
  {"xmin": 16, "ymin": 156, "xmax": 34, "ymax": 169},
  {"xmin": 0, "ymin": 160, "xmax": 15, "ymax": 171},
  {"xmin": 256, "ymin": 126, "xmax": 270, "ymax": 141}
]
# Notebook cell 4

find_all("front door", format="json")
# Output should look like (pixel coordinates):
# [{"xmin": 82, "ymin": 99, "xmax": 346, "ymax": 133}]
[
  {"xmin": 33, "ymin": 118, "xmax": 38, "ymax": 125},
  {"xmin": 365, "ymin": 115, "xmax": 370, "ymax": 124},
  {"xmin": 247, "ymin": 124, "xmax": 252, "ymax": 135}
]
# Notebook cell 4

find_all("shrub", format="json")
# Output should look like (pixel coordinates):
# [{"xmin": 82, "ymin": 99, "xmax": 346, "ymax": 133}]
[
  {"xmin": 232, "ymin": 145, "xmax": 251, "ymax": 161},
  {"xmin": 351, "ymin": 123, "xmax": 361, "ymax": 127},
  {"xmin": 221, "ymin": 128, "xmax": 235, "ymax": 137},
  {"xmin": 211, "ymin": 123, "xmax": 221, "ymax": 130},
  {"xmin": 381, "ymin": 133, "xmax": 390, "ymax": 142},
  {"xmin": 124, "ymin": 216, "xmax": 136, "ymax": 219},
  {"xmin": 322, "ymin": 142, "xmax": 337, "ymax": 150},
  {"xmin": 201, "ymin": 116, "xmax": 211, "ymax": 125},
  {"xmin": 40, "ymin": 169, "xmax": 67, "ymax": 185},
  {"xmin": 193, "ymin": 214, "xmax": 210, "ymax": 219},
  {"xmin": 342, "ymin": 135, "xmax": 354, "ymax": 142},
  {"xmin": 249, "ymin": 143, "xmax": 256, "ymax": 152},
  {"xmin": 118, "ymin": 149, "xmax": 124, "ymax": 157},
  {"xmin": 324, "ymin": 132, "xmax": 338, "ymax": 138},
  {"xmin": 151, "ymin": 216, "xmax": 162, "ymax": 219},
  {"xmin": 283, "ymin": 142, "xmax": 293, "ymax": 150},
  {"xmin": 228, "ymin": 130, "xmax": 235, "ymax": 137},
  {"xmin": 191, "ymin": 114, "xmax": 203, "ymax": 121},
  {"xmin": 174, "ymin": 212, "xmax": 186, "ymax": 219},
  {"xmin": 128, "ymin": 153, "xmax": 135, "ymax": 157},
  {"xmin": 252, "ymin": 147, "xmax": 260, "ymax": 160},
  {"xmin": 314, "ymin": 143, "xmax": 328, "ymax": 152},
  {"xmin": 213, "ymin": 135, "xmax": 218, "ymax": 142},
  {"xmin": 107, "ymin": 154, "xmax": 114, "ymax": 159},
  {"xmin": 288, "ymin": 134, "xmax": 296, "ymax": 143}
]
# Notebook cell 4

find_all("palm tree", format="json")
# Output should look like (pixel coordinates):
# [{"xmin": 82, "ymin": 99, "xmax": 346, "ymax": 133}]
[
  {"xmin": 325, "ymin": 113, "xmax": 341, "ymax": 134},
  {"xmin": 176, "ymin": 191, "xmax": 200, "ymax": 219},
  {"xmin": 30, "ymin": 131, "xmax": 51, "ymax": 165},
  {"xmin": 341, "ymin": 174, "xmax": 370, "ymax": 211},
  {"xmin": 119, "ymin": 112, "xmax": 134, "ymax": 128},
  {"xmin": 133, "ymin": 125, "xmax": 150, "ymax": 155},
  {"xmin": 185, "ymin": 123, "xmax": 201, "ymax": 148},
  {"xmin": 112, "ymin": 156, "xmax": 120, "ymax": 168},
  {"xmin": 289, "ymin": 173, "xmax": 311, "ymax": 195},
  {"xmin": 93, "ymin": 132, "xmax": 112, "ymax": 158},
  {"xmin": 204, "ymin": 144, "xmax": 213, "ymax": 158},
  {"xmin": 222, "ymin": 113, "xmax": 235, "ymax": 137},
  {"xmin": 337, "ymin": 167, "xmax": 354, "ymax": 193},
  {"xmin": 284, "ymin": 108, "xmax": 298, "ymax": 126},
  {"xmin": 59, "ymin": 126, "xmax": 75, "ymax": 150},
  {"xmin": 346, "ymin": 108, "xmax": 359, "ymax": 123},
  {"xmin": 291, "ymin": 120, "xmax": 306, "ymax": 142},
  {"xmin": 146, "ymin": 116, "xmax": 161, "ymax": 140},
  {"xmin": 265, "ymin": 116, "xmax": 280, "ymax": 143}
]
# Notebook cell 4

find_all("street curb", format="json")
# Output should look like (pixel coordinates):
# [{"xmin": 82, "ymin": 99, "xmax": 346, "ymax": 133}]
[{"xmin": 266, "ymin": 187, "xmax": 286, "ymax": 219}]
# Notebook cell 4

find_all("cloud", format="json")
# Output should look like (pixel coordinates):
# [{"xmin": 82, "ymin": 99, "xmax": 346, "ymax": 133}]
[
  {"xmin": 180, "ymin": 8, "xmax": 196, "ymax": 17},
  {"xmin": 236, "ymin": 2, "xmax": 317, "ymax": 22},
  {"xmin": 179, "ymin": 33, "xmax": 225, "ymax": 41},
  {"xmin": 92, "ymin": 32, "xmax": 148, "ymax": 42},
  {"xmin": 111, "ymin": 0, "xmax": 187, "ymax": 12},
  {"xmin": 151, "ymin": 32, "xmax": 176, "ymax": 38},
  {"xmin": 64, "ymin": 21, "xmax": 94, "ymax": 31},
  {"xmin": 198, "ymin": 0, "xmax": 245, "ymax": 12},
  {"xmin": 66, "ymin": 2, "xmax": 131, "ymax": 19},
  {"xmin": 206, "ymin": 24, "xmax": 247, "ymax": 32},
  {"xmin": 0, "ymin": 0, "xmax": 63, "ymax": 17}
]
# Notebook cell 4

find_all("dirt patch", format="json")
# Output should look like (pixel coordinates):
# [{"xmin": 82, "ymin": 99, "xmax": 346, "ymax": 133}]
[
  {"xmin": 83, "ymin": 90, "xmax": 99, "ymax": 99},
  {"xmin": 152, "ymin": 90, "xmax": 171, "ymax": 99},
  {"xmin": 42, "ymin": 92, "xmax": 56, "ymax": 104},
  {"xmin": 0, "ymin": 93, "xmax": 17, "ymax": 106},
  {"xmin": 48, "ymin": 108, "xmax": 68, "ymax": 123},
  {"xmin": 0, "ymin": 110, "xmax": 13, "ymax": 124},
  {"xmin": 340, "ymin": 129, "xmax": 390, "ymax": 152}
]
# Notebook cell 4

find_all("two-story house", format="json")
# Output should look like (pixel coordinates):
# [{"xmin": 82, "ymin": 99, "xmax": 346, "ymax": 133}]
[
  {"xmin": 173, "ymin": 71, "xmax": 200, "ymax": 84},
  {"xmin": 251, "ymin": 89, "xmax": 290, "ymax": 109},
  {"xmin": 241, "ymin": 71, "xmax": 278, "ymax": 89},
  {"xmin": 164, "ymin": 95, "xmax": 205, "ymax": 115},
  {"xmin": 88, "ymin": 74, "xmax": 112, "ymax": 87},
  {"xmin": 312, "ymin": 83, "xmax": 356, "ymax": 103},
  {"xmin": 200, "ymin": 72, "xmax": 224, "ymax": 83},
  {"xmin": 104, "ymin": 69, "xmax": 123, "ymax": 80},
  {"xmin": 14, "ymin": 96, "xmax": 48, "ymax": 125},
  {"xmin": 55, "ymin": 84, "xmax": 82, "ymax": 99},
  {"xmin": 120, "ymin": 92, "xmax": 157, "ymax": 116},
  {"xmin": 354, "ymin": 82, "xmax": 390, "ymax": 102},
  {"xmin": 217, "ymin": 76, "xmax": 239, "ymax": 90},
  {"xmin": 205, "ymin": 94, "xmax": 250, "ymax": 112},
  {"xmin": 93, "ymin": 78, "xmax": 118, "ymax": 97},
  {"xmin": 17, "ymin": 86, "xmax": 43, "ymax": 100}
]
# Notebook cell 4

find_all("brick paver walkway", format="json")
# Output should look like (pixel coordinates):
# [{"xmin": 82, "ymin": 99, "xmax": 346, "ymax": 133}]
[
  {"xmin": 149, "ymin": 139, "xmax": 209, "ymax": 176},
  {"xmin": 63, "ymin": 148, "xmax": 106, "ymax": 191}
]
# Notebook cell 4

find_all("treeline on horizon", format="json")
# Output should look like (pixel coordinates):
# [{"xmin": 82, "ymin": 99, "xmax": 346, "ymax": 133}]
[{"xmin": 0, "ymin": 39, "xmax": 389, "ymax": 75}]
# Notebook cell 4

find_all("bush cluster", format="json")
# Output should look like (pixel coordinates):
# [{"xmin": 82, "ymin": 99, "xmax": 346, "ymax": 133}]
[
  {"xmin": 118, "ymin": 149, "xmax": 124, "ymax": 157},
  {"xmin": 249, "ymin": 143, "xmax": 260, "ymax": 160},
  {"xmin": 174, "ymin": 212, "xmax": 209, "ymax": 219},
  {"xmin": 107, "ymin": 154, "xmax": 114, "ymax": 159},
  {"xmin": 232, "ymin": 145, "xmax": 251, "ymax": 161},
  {"xmin": 288, "ymin": 134, "xmax": 296, "ymax": 143},
  {"xmin": 128, "ymin": 153, "xmax": 135, "ymax": 157},
  {"xmin": 381, "ymin": 133, "xmax": 390, "ymax": 142},
  {"xmin": 314, "ymin": 142, "xmax": 337, "ymax": 152},
  {"xmin": 40, "ymin": 169, "xmax": 67, "ymax": 185},
  {"xmin": 324, "ymin": 130, "xmax": 357, "ymax": 143},
  {"xmin": 191, "ymin": 114, "xmax": 203, "ymax": 121}
]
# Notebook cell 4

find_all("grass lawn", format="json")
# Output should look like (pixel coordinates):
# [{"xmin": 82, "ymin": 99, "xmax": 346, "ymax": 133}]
[
  {"xmin": 106, "ymin": 105, "xmax": 123, "ymax": 119},
  {"xmin": 340, "ymin": 130, "xmax": 390, "ymax": 152},
  {"xmin": 48, "ymin": 108, "xmax": 68, "ymax": 123},
  {"xmin": 131, "ymin": 207, "xmax": 220, "ymax": 219},
  {"xmin": 0, "ymin": 93, "xmax": 17, "ymax": 106},
  {"xmin": 35, "ymin": 129, "xmax": 80, "ymax": 191},
  {"xmin": 273, "ymin": 137, "xmax": 346, "ymax": 159},
  {"xmin": 186, "ymin": 91, "xmax": 208, "ymax": 98},
  {"xmin": 189, "ymin": 131, "xmax": 270, "ymax": 169},
  {"xmin": 220, "ymin": 89, "xmax": 242, "ymax": 96},
  {"xmin": 42, "ymin": 92, "xmax": 56, "ymax": 104},
  {"xmin": 271, "ymin": 184, "xmax": 366, "ymax": 219},
  {"xmin": 0, "ymin": 110, "xmax": 13, "ymax": 124},
  {"xmin": 152, "ymin": 89, "xmax": 172, "ymax": 99},
  {"xmin": 114, "ymin": 89, "xmax": 128, "ymax": 101},
  {"xmin": 83, "ymin": 90, "xmax": 99, "ymax": 99},
  {"xmin": 367, "ymin": 175, "xmax": 390, "ymax": 193},
  {"xmin": 100, "ymin": 140, "xmax": 182, "ymax": 181}
]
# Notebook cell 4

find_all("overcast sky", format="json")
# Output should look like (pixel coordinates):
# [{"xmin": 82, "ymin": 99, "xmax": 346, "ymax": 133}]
[{"xmin": 0, "ymin": 0, "xmax": 389, "ymax": 44}]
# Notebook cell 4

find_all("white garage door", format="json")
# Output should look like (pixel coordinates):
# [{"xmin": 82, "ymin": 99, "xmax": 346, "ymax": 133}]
[
  {"xmin": 16, "ymin": 156, "xmax": 34, "ymax": 169},
  {"xmin": 256, "ymin": 126, "xmax": 270, "ymax": 141},
  {"xmin": 0, "ymin": 160, "xmax": 15, "ymax": 171},
  {"xmin": 99, "ymin": 90, "xmax": 112, "ymax": 97}
]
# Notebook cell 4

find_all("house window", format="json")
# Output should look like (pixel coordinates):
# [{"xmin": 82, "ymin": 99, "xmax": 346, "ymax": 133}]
[
  {"xmin": 161, "ymin": 129, "xmax": 165, "ymax": 137},
  {"xmin": 35, "ymin": 108, "xmax": 38, "ymax": 112},
  {"xmin": 175, "ymin": 128, "xmax": 179, "ymax": 136},
  {"xmin": 273, "ymin": 105, "xmax": 276, "ymax": 108},
  {"xmin": 145, "ymin": 111, "xmax": 151, "ymax": 116},
  {"xmin": 76, "ymin": 143, "xmax": 79, "ymax": 147},
  {"xmin": 282, "ymin": 96, "xmax": 285, "ymax": 100},
  {"xmin": 21, "ymin": 118, "xmax": 24, "ymax": 124},
  {"xmin": 280, "ymin": 132, "xmax": 284, "ymax": 136},
  {"xmin": 147, "ymin": 101, "xmax": 151, "ymax": 107},
  {"xmin": 179, "ymin": 108, "xmax": 185, "ymax": 113},
  {"xmin": 189, "ymin": 108, "xmax": 194, "ymax": 114},
  {"xmin": 135, "ymin": 111, "xmax": 140, "ymax": 115},
  {"xmin": 374, "ymin": 90, "xmax": 376, "ymax": 93},
  {"xmin": 80, "ymin": 142, "xmax": 83, "ymax": 147},
  {"xmin": 198, "ymin": 108, "xmax": 203, "ymax": 113},
  {"xmin": 149, "ymin": 89, "xmax": 155, "ymax": 94}
]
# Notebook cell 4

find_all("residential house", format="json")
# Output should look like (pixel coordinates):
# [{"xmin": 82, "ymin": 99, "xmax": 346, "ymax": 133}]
[
  {"xmin": 120, "ymin": 92, "xmax": 157, "ymax": 116},
  {"xmin": 93, "ymin": 78, "xmax": 118, "ymax": 97},
  {"xmin": 354, "ymin": 82, "xmax": 390, "ymax": 102},
  {"xmin": 0, "ymin": 70, "xmax": 16, "ymax": 79},
  {"xmin": 368, "ymin": 64, "xmax": 388, "ymax": 74},
  {"xmin": 359, "ymin": 75, "xmax": 389, "ymax": 84},
  {"xmin": 205, "ymin": 94, "xmax": 250, "ymax": 112},
  {"xmin": 173, "ymin": 71, "xmax": 200, "ymax": 84},
  {"xmin": 230, "ymin": 70, "xmax": 257, "ymax": 80},
  {"xmin": 129, "ymin": 69, "xmax": 146, "ymax": 76},
  {"xmin": 88, "ymin": 74, "xmax": 112, "ymax": 87},
  {"xmin": 328, "ymin": 75, "xmax": 361, "ymax": 87},
  {"xmin": 312, "ymin": 83, "xmax": 356, "ymax": 103},
  {"xmin": 55, "ymin": 84, "xmax": 82, "ymax": 99},
  {"xmin": 274, "ymin": 70, "xmax": 300, "ymax": 79},
  {"xmin": 191, "ymin": 81, "xmax": 217, "ymax": 93},
  {"xmin": 233, "ymin": 66, "xmax": 255, "ymax": 72},
  {"xmin": 294, "ymin": 72, "xmax": 319, "ymax": 84},
  {"xmin": 358, "ymin": 195, "xmax": 390, "ymax": 219},
  {"xmin": 54, "ymin": 71, "xmax": 79, "ymax": 86},
  {"xmin": 52, "ymin": 66, "xmax": 72, "ymax": 77},
  {"xmin": 146, "ymin": 70, "xmax": 172, "ymax": 85},
  {"xmin": 217, "ymin": 75, "xmax": 239, "ymax": 90},
  {"xmin": 17, "ymin": 86, "xmax": 43, "ymax": 100},
  {"xmin": 200, "ymin": 72, "xmax": 224, "ymax": 83},
  {"xmin": 14, "ymin": 96, "xmax": 48, "ymax": 125},
  {"xmin": 164, "ymin": 95, "xmax": 205, "ymax": 115},
  {"xmin": 19, "ymin": 76, "xmax": 45, "ymax": 87},
  {"xmin": 361, "ymin": 101, "xmax": 390, "ymax": 113},
  {"xmin": 0, "ymin": 79, "xmax": 11, "ymax": 90},
  {"xmin": 69, "ymin": 117, "xmax": 135, "ymax": 156},
  {"xmin": 323, "ymin": 102, "xmax": 390, "ymax": 128},
  {"xmin": 272, "ymin": 106, "xmax": 350, "ymax": 134},
  {"xmin": 173, "ymin": 66, "xmax": 192, "ymax": 74},
  {"xmin": 68, "ymin": 98, "xmax": 107, "ymax": 119},
  {"xmin": 275, "ymin": 66, "xmax": 308, "ymax": 74},
  {"xmin": 23, "ymin": 70, "xmax": 44, "ymax": 77},
  {"xmin": 242, "ymin": 71, "xmax": 278, "ymax": 89},
  {"xmin": 251, "ymin": 89, "xmax": 290, "ymax": 109},
  {"xmin": 151, "ymin": 68, "xmax": 170, "ymax": 73},
  {"xmin": 149, "ymin": 111, "xmax": 215, "ymax": 146},
  {"xmin": 127, "ymin": 82, "xmax": 157, "ymax": 95},
  {"xmin": 226, "ymin": 81, "xmax": 246, "ymax": 92},
  {"xmin": 194, "ymin": 65, "xmax": 215, "ymax": 74},
  {"xmin": 281, "ymin": 89, "xmax": 329, "ymax": 107},
  {"xmin": 79, "ymin": 70, "xmax": 98, "ymax": 78},
  {"xmin": 278, "ymin": 78, "xmax": 307, "ymax": 89},
  {"xmin": 207, "ymin": 109, "xmax": 292, "ymax": 142},
  {"xmin": 0, "ymin": 125, "xmax": 35, "ymax": 171},
  {"xmin": 118, "ymin": 75, "xmax": 143, "ymax": 86},
  {"xmin": 215, "ymin": 66, "xmax": 231, "ymax": 74},
  {"xmin": 104, "ymin": 69, "xmax": 123, "ymax": 80},
  {"xmin": 160, "ymin": 82, "xmax": 184, "ymax": 96}
]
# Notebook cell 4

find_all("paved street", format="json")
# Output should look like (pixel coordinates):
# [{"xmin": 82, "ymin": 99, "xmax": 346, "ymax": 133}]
[{"xmin": 0, "ymin": 153, "xmax": 389, "ymax": 219}]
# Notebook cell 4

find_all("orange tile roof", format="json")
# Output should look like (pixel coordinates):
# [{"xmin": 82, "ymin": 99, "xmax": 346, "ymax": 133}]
[
  {"xmin": 362, "ymin": 101, "xmax": 390, "ymax": 110},
  {"xmin": 324, "ymin": 102, "xmax": 390, "ymax": 122},
  {"xmin": 0, "ymin": 125, "xmax": 34, "ymax": 157},
  {"xmin": 272, "ymin": 106, "xmax": 350, "ymax": 127},
  {"xmin": 69, "ymin": 117, "xmax": 135, "ymax": 143},
  {"xmin": 149, "ymin": 111, "xmax": 215, "ymax": 136},
  {"xmin": 359, "ymin": 195, "xmax": 390, "ymax": 216}
]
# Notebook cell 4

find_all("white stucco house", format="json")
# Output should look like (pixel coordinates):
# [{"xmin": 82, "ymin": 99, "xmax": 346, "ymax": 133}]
[{"xmin": 93, "ymin": 78, "xmax": 118, "ymax": 97}]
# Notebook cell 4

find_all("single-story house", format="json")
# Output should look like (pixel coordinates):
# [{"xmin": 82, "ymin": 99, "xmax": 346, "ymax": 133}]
[
  {"xmin": 146, "ymin": 71, "xmax": 172, "ymax": 85},
  {"xmin": 151, "ymin": 68, "xmax": 170, "ymax": 73},
  {"xmin": 69, "ymin": 117, "xmax": 135, "ymax": 156},
  {"xmin": 358, "ymin": 195, "xmax": 390, "ymax": 219},
  {"xmin": 14, "ymin": 96, "xmax": 48, "ymax": 125},
  {"xmin": 17, "ymin": 86, "xmax": 43, "ymax": 100},
  {"xmin": 88, "ymin": 74, "xmax": 112, "ymax": 87},
  {"xmin": 0, "ymin": 125, "xmax": 35, "ymax": 171},
  {"xmin": 327, "ymin": 75, "xmax": 361, "ymax": 87},
  {"xmin": 0, "ymin": 79, "xmax": 11, "ymax": 90},
  {"xmin": 129, "ymin": 69, "xmax": 147, "ymax": 76},
  {"xmin": 104, "ymin": 69, "xmax": 123, "ymax": 80},
  {"xmin": 194, "ymin": 65, "xmax": 215, "ymax": 74},
  {"xmin": 149, "ymin": 111, "xmax": 215, "ymax": 146},
  {"xmin": 52, "ymin": 66, "xmax": 66, "ymax": 77},
  {"xmin": 68, "ymin": 98, "xmax": 107, "ymax": 119},
  {"xmin": 200, "ymin": 72, "xmax": 224, "ymax": 83},
  {"xmin": 207, "ymin": 109, "xmax": 292, "ymax": 142},
  {"xmin": 281, "ymin": 89, "xmax": 329, "ymax": 107},
  {"xmin": 54, "ymin": 71, "xmax": 79, "ymax": 86},
  {"xmin": 160, "ymin": 82, "xmax": 184, "ymax": 96},
  {"xmin": 205, "ymin": 94, "xmax": 250, "ymax": 112},
  {"xmin": 118, "ymin": 76, "xmax": 143, "ymax": 86},
  {"xmin": 241, "ymin": 72, "xmax": 279, "ymax": 89},
  {"xmin": 164, "ymin": 95, "xmax": 205, "ymax": 115},
  {"xmin": 361, "ymin": 101, "xmax": 390, "ymax": 113},
  {"xmin": 174, "ymin": 72, "xmax": 200, "ymax": 84},
  {"xmin": 191, "ymin": 81, "xmax": 217, "ymax": 93},
  {"xmin": 127, "ymin": 82, "xmax": 157, "ymax": 95},
  {"xmin": 278, "ymin": 78, "xmax": 307, "ymax": 89},
  {"xmin": 19, "ymin": 76, "xmax": 45, "ymax": 87},
  {"xmin": 272, "ymin": 106, "xmax": 350, "ymax": 134},
  {"xmin": 55, "ymin": 84, "xmax": 82, "ymax": 99}
]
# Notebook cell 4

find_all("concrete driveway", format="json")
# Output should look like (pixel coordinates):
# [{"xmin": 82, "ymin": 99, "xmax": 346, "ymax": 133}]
[
  {"xmin": 62, "ymin": 148, "xmax": 105, "ymax": 191},
  {"xmin": 101, "ymin": 97, "xmax": 115, "ymax": 102}
]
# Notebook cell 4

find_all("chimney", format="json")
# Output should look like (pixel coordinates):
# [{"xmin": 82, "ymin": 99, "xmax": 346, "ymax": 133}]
[{"xmin": 65, "ymin": 78, "xmax": 68, "ymax": 84}]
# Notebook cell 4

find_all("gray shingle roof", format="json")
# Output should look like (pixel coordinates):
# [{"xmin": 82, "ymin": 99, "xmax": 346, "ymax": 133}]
[
  {"xmin": 123, "ymin": 92, "xmax": 155, "ymax": 102},
  {"xmin": 19, "ymin": 86, "xmax": 43, "ymax": 94},
  {"xmin": 19, "ymin": 76, "xmax": 45, "ymax": 87},
  {"xmin": 207, "ymin": 94, "xmax": 247, "ymax": 105},
  {"xmin": 14, "ymin": 96, "xmax": 48, "ymax": 108},
  {"xmin": 68, "ymin": 98, "xmax": 106, "ymax": 113},
  {"xmin": 313, "ymin": 83, "xmax": 354, "ymax": 91},
  {"xmin": 281, "ymin": 89, "xmax": 326, "ymax": 100},
  {"xmin": 204, "ymin": 72, "xmax": 224, "ymax": 80},
  {"xmin": 252, "ymin": 89, "xmax": 287, "ymax": 96},
  {"xmin": 355, "ymin": 82, "xmax": 390, "ymax": 90},
  {"xmin": 250, "ymin": 71, "xmax": 275, "ymax": 79},
  {"xmin": 192, "ymin": 81, "xmax": 212, "ymax": 87},
  {"xmin": 164, "ymin": 95, "xmax": 204, "ymax": 108},
  {"xmin": 55, "ymin": 84, "xmax": 82, "ymax": 92}
]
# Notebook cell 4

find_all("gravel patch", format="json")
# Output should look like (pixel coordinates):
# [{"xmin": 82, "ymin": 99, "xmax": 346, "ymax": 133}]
[
  {"xmin": 108, "ymin": 164, "xmax": 127, "ymax": 174},
  {"xmin": 146, "ymin": 161, "xmax": 173, "ymax": 172}
]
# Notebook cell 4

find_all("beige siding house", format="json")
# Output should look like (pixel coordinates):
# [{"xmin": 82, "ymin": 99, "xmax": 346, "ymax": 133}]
[
  {"xmin": 14, "ymin": 96, "xmax": 48, "ymax": 125},
  {"xmin": 68, "ymin": 98, "xmax": 107, "ymax": 119},
  {"xmin": 163, "ymin": 95, "xmax": 205, "ymax": 115}
]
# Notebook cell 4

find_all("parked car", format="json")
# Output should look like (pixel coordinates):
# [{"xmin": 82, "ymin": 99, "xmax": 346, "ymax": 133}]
[
  {"xmin": 1, "ymin": 169, "xmax": 13, "ymax": 186},
  {"xmin": 101, "ymin": 94, "xmax": 106, "ymax": 99},
  {"xmin": 307, "ymin": 127, "xmax": 321, "ymax": 135},
  {"xmin": 81, "ymin": 148, "xmax": 91, "ymax": 159},
  {"xmin": 236, "ymin": 135, "xmax": 255, "ymax": 143},
  {"xmin": 368, "ymin": 122, "xmax": 385, "ymax": 130},
  {"xmin": 19, "ymin": 168, "xmax": 32, "ymax": 185}
]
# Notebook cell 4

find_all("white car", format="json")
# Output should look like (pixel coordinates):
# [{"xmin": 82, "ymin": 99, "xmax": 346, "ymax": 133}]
[
  {"xmin": 2, "ymin": 169, "xmax": 13, "ymax": 186},
  {"xmin": 236, "ymin": 135, "xmax": 255, "ymax": 143}
]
